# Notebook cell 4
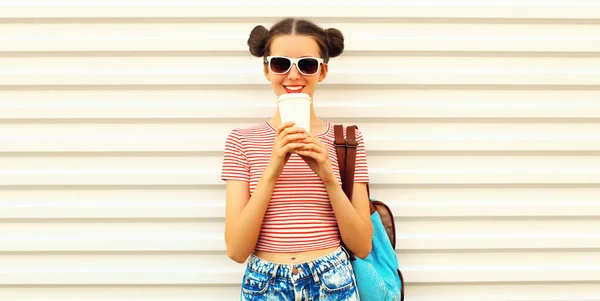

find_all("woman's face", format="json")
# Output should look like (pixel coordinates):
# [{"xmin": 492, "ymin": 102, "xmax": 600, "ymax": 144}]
[{"xmin": 264, "ymin": 35, "xmax": 328, "ymax": 98}]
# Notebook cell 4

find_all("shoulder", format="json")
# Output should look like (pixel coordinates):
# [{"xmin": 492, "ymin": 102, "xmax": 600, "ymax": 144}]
[
  {"xmin": 336, "ymin": 124, "xmax": 366, "ymax": 140},
  {"xmin": 325, "ymin": 124, "xmax": 367, "ymax": 150},
  {"xmin": 325, "ymin": 124, "xmax": 366, "ymax": 139},
  {"xmin": 227, "ymin": 122, "xmax": 273, "ymax": 140}
]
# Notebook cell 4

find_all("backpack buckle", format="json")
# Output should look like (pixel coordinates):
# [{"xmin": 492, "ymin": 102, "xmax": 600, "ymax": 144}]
[
  {"xmin": 334, "ymin": 139, "xmax": 347, "ymax": 146},
  {"xmin": 346, "ymin": 140, "xmax": 358, "ymax": 148}
]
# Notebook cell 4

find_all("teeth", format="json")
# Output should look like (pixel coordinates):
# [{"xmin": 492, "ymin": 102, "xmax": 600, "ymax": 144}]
[{"xmin": 285, "ymin": 86, "xmax": 303, "ymax": 90}]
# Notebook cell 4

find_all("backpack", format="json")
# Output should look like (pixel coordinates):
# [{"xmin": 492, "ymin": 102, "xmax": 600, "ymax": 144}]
[{"xmin": 334, "ymin": 124, "xmax": 405, "ymax": 301}]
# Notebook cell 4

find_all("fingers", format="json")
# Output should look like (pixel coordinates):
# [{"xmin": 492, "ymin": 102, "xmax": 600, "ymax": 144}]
[
  {"xmin": 298, "ymin": 135, "xmax": 322, "ymax": 145},
  {"xmin": 282, "ymin": 133, "xmax": 308, "ymax": 145},
  {"xmin": 283, "ymin": 143, "xmax": 306, "ymax": 153},
  {"xmin": 296, "ymin": 137, "xmax": 326, "ymax": 154},
  {"xmin": 276, "ymin": 122, "xmax": 305, "ymax": 138},
  {"xmin": 283, "ymin": 127, "xmax": 307, "ymax": 137},
  {"xmin": 294, "ymin": 149, "xmax": 325, "ymax": 161},
  {"xmin": 274, "ymin": 122, "xmax": 307, "ymax": 154},
  {"xmin": 273, "ymin": 123, "xmax": 306, "ymax": 153},
  {"xmin": 275, "ymin": 121, "xmax": 296, "ymax": 135},
  {"xmin": 297, "ymin": 143, "xmax": 324, "ymax": 154},
  {"xmin": 275, "ymin": 133, "xmax": 307, "ymax": 156},
  {"xmin": 273, "ymin": 123, "xmax": 331, "ymax": 159},
  {"xmin": 276, "ymin": 129, "xmax": 306, "ymax": 147},
  {"xmin": 295, "ymin": 137, "xmax": 328, "ymax": 162}
]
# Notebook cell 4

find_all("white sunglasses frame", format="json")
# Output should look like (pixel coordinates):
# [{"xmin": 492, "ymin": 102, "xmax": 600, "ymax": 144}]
[{"xmin": 264, "ymin": 56, "xmax": 324, "ymax": 76}]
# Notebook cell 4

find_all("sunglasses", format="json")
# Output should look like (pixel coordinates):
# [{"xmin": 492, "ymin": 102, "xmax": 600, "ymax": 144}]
[{"xmin": 265, "ymin": 56, "xmax": 324, "ymax": 76}]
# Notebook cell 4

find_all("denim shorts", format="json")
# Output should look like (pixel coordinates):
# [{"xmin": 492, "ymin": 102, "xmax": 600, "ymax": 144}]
[{"xmin": 240, "ymin": 246, "xmax": 360, "ymax": 301}]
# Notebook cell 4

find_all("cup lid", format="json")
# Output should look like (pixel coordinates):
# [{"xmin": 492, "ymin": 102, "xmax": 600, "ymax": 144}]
[{"xmin": 277, "ymin": 93, "xmax": 312, "ymax": 102}]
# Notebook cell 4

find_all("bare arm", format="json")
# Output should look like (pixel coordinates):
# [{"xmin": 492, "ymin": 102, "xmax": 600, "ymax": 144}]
[
  {"xmin": 224, "ymin": 169, "xmax": 277, "ymax": 263},
  {"xmin": 325, "ymin": 181, "xmax": 373, "ymax": 258}
]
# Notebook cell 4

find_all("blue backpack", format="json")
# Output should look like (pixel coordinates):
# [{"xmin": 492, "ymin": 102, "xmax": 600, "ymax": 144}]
[{"xmin": 334, "ymin": 124, "xmax": 405, "ymax": 301}]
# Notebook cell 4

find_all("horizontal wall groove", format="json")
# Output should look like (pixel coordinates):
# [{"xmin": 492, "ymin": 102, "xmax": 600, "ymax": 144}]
[
  {"xmin": 1, "ymin": 84, "xmax": 599, "ymax": 91},
  {"xmin": 0, "ymin": 185, "xmax": 222, "ymax": 190},
  {"xmin": 0, "ymin": 284, "xmax": 235, "ymax": 288},
  {"xmin": 400, "ymin": 249, "xmax": 600, "ymax": 254},
  {"xmin": 387, "ymin": 184, "xmax": 600, "ymax": 188},
  {"xmin": 0, "ymin": 85, "xmax": 265, "ymax": 91},
  {"xmin": 2, "ymin": 118, "xmax": 600, "ymax": 124},
  {"xmin": 1, "ymin": 184, "xmax": 600, "ymax": 190},
  {"xmin": 367, "ymin": 151, "xmax": 600, "ymax": 156},
  {"xmin": 1, "ymin": 281, "xmax": 599, "ymax": 289},
  {"xmin": 0, "ymin": 218, "xmax": 219, "ymax": 222},
  {"xmin": 409, "ymin": 280, "xmax": 600, "ymax": 285},
  {"xmin": 2, "ymin": 17, "xmax": 600, "ymax": 25},
  {"xmin": 398, "ymin": 216, "xmax": 600, "ymax": 221},
  {"xmin": 2, "ymin": 51, "xmax": 600, "ymax": 58},
  {"xmin": 2, "ymin": 248, "xmax": 600, "ymax": 255},
  {"xmin": 1, "ymin": 216, "xmax": 597, "ymax": 222},
  {"xmin": 0, "ymin": 151, "xmax": 215, "ymax": 157},
  {"xmin": 1, "ymin": 274, "xmax": 599, "ymax": 285},
  {"xmin": 0, "ymin": 251, "xmax": 223, "ymax": 255},
  {"xmin": 0, "ymin": 151, "xmax": 598, "ymax": 157}
]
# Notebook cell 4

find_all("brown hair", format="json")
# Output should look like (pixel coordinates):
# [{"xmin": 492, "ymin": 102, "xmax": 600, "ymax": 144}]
[{"xmin": 247, "ymin": 18, "xmax": 344, "ymax": 63}]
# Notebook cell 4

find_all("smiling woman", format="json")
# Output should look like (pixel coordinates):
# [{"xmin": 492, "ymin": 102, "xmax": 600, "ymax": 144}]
[{"xmin": 221, "ymin": 18, "xmax": 374, "ymax": 301}]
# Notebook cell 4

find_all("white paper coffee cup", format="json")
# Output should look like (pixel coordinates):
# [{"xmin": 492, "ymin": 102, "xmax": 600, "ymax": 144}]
[{"xmin": 277, "ymin": 93, "xmax": 312, "ymax": 132}]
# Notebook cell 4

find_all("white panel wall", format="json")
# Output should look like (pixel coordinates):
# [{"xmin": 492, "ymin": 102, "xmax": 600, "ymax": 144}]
[{"xmin": 1, "ymin": 1, "xmax": 600, "ymax": 300}]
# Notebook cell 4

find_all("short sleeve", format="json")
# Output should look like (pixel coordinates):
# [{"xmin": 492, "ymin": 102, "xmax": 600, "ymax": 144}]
[
  {"xmin": 353, "ymin": 127, "xmax": 370, "ymax": 183},
  {"xmin": 220, "ymin": 128, "xmax": 250, "ymax": 182}
]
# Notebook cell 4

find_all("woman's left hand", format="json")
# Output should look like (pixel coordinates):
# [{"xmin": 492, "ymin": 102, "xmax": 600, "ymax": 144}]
[{"xmin": 294, "ymin": 133, "xmax": 336, "ymax": 184}]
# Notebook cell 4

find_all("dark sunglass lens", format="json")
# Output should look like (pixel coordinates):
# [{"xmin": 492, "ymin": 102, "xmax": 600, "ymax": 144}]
[
  {"xmin": 298, "ymin": 58, "xmax": 319, "ymax": 74},
  {"xmin": 270, "ymin": 57, "xmax": 291, "ymax": 73}
]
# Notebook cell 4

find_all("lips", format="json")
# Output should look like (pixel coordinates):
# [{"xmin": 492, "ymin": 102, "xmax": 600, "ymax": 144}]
[{"xmin": 284, "ymin": 85, "xmax": 305, "ymax": 93}]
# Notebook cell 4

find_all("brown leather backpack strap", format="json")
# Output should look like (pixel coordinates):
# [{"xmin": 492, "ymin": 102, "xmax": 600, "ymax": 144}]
[
  {"xmin": 346, "ymin": 126, "xmax": 377, "ymax": 215},
  {"xmin": 334, "ymin": 124, "xmax": 347, "ymax": 192},
  {"xmin": 335, "ymin": 125, "xmax": 357, "ymax": 199},
  {"xmin": 344, "ymin": 126, "xmax": 358, "ymax": 199},
  {"xmin": 334, "ymin": 125, "xmax": 355, "ymax": 260}
]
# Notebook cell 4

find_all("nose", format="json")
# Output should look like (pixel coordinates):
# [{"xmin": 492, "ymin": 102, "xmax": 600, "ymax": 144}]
[{"xmin": 287, "ymin": 63, "xmax": 301, "ymax": 80}]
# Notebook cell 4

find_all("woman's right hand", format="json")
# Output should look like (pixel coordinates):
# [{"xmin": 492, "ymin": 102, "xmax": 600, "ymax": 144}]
[{"xmin": 266, "ymin": 121, "xmax": 307, "ymax": 178}]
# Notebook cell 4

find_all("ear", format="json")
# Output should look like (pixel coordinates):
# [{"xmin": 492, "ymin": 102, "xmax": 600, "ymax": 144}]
[
  {"xmin": 263, "ymin": 63, "xmax": 271, "ymax": 81},
  {"xmin": 318, "ymin": 63, "xmax": 328, "ymax": 82}
]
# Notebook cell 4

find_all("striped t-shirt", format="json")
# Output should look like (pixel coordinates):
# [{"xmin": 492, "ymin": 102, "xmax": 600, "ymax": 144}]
[{"xmin": 221, "ymin": 121, "xmax": 370, "ymax": 253}]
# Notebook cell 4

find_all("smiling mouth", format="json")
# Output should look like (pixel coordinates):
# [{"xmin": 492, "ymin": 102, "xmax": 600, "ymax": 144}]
[{"xmin": 284, "ymin": 86, "xmax": 305, "ymax": 93}]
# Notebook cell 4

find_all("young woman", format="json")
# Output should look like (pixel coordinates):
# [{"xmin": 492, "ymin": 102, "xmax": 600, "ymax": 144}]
[{"xmin": 221, "ymin": 17, "xmax": 373, "ymax": 301}]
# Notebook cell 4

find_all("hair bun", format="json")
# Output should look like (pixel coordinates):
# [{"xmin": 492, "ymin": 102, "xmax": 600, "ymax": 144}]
[
  {"xmin": 248, "ymin": 25, "xmax": 270, "ymax": 57},
  {"xmin": 325, "ymin": 28, "xmax": 345, "ymax": 59}
]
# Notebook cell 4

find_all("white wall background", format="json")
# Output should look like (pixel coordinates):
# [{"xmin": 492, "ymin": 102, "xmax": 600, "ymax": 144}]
[{"xmin": 1, "ymin": 1, "xmax": 600, "ymax": 300}]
